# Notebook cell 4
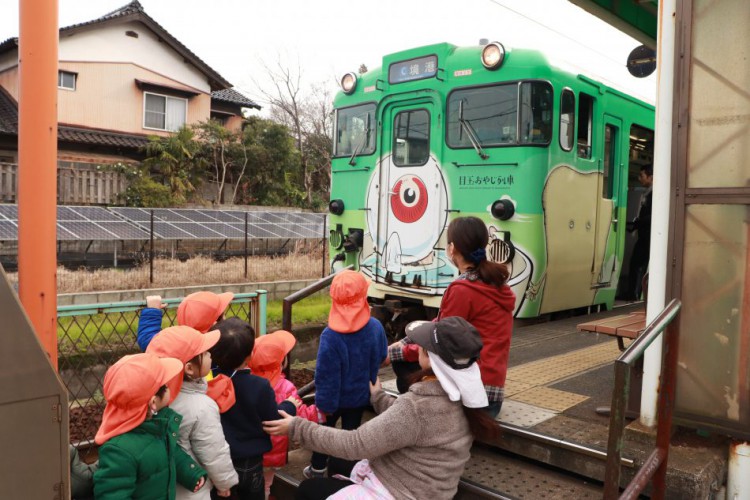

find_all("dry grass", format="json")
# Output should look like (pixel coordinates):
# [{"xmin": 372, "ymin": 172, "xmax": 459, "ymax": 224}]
[{"xmin": 7, "ymin": 251, "xmax": 326, "ymax": 293}]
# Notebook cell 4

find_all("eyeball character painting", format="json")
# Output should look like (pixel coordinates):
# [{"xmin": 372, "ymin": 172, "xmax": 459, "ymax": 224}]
[{"xmin": 362, "ymin": 155, "xmax": 448, "ymax": 286}]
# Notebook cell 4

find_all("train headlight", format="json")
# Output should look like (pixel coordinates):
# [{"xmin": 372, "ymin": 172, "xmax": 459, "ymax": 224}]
[
  {"xmin": 329, "ymin": 199, "xmax": 345, "ymax": 216},
  {"xmin": 341, "ymin": 72, "xmax": 358, "ymax": 94},
  {"xmin": 481, "ymin": 42, "xmax": 506, "ymax": 70},
  {"xmin": 491, "ymin": 199, "xmax": 515, "ymax": 220}
]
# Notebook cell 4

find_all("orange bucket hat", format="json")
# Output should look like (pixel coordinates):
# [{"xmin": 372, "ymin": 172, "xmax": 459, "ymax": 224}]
[
  {"xmin": 95, "ymin": 353, "xmax": 183, "ymax": 445},
  {"xmin": 177, "ymin": 291, "xmax": 234, "ymax": 333},
  {"xmin": 329, "ymin": 270, "xmax": 370, "ymax": 333},
  {"xmin": 249, "ymin": 330, "xmax": 296, "ymax": 386},
  {"xmin": 146, "ymin": 325, "xmax": 221, "ymax": 399}
]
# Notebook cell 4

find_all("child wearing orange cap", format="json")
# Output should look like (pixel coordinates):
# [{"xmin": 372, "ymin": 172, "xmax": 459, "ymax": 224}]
[
  {"xmin": 249, "ymin": 330, "xmax": 323, "ymax": 496},
  {"xmin": 137, "ymin": 291, "xmax": 234, "ymax": 351},
  {"xmin": 146, "ymin": 326, "xmax": 239, "ymax": 499},
  {"xmin": 93, "ymin": 353, "xmax": 208, "ymax": 500},
  {"xmin": 211, "ymin": 317, "xmax": 300, "ymax": 500},
  {"xmin": 305, "ymin": 270, "xmax": 387, "ymax": 479}
]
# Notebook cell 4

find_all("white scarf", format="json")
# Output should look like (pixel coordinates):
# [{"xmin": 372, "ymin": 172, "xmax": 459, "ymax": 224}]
[{"xmin": 428, "ymin": 352, "xmax": 488, "ymax": 408}]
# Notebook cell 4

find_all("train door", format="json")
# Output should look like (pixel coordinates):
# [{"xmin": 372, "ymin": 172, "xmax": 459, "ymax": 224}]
[
  {"xmin": 372, "ymin": 98, "xmax": 447, "ymax": 292},
  {"xmin": 592, "ymin": 115, "xmax": 623, "ymax": 286}
]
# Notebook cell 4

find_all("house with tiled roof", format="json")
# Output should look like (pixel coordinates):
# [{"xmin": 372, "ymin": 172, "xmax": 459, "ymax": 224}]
[{"xmin": 0, "ymin": 0, "xmax": 259, "ymax": 203}]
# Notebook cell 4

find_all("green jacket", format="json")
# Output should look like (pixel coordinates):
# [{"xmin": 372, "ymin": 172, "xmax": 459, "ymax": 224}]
[{"xmin": 94, "ymin": 407, "xmax": 206, "ymax": 500}]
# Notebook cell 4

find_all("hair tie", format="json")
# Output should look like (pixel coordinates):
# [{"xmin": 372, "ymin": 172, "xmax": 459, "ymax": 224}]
[{"xmin": 469, "ymin": 248, "xmax": 486, "ymax": 264}]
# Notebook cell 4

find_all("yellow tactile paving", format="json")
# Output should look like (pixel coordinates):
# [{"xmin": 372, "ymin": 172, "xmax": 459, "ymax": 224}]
[
  {"xmin": 503, "ymin": 379, "xmax": 535, "ymax": 397},
  {"xmin": 506, "ymin": 341, "xmax": 620, "ymax": 386},
  {"xmin": 509, "ymin": 386, "xmax": 589, "ymax": 413}
]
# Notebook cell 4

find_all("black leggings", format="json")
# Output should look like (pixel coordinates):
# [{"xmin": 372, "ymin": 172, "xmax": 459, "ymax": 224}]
[{"xmin": 295, "ymin": 477, "xmax": 353, "ymax": 500}]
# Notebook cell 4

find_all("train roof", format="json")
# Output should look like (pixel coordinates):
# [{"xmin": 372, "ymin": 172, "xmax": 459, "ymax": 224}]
[{"xmin": 333, "ymin": 42, "xmax": 654, "ymax": 111}]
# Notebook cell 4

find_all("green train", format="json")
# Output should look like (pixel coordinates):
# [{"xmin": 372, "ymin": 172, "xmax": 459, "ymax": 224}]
[{"xmin": 327, "ymin": 42, "xmax": 654, "ymax": 326}]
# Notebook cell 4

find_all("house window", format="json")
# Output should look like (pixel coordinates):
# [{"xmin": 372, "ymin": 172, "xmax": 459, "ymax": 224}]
[
  {"xmin": 58, "ymin": 71, "xmax": 76, "ymax": 90},
  {"xmin": 144, "ymin": 92, "xmax": 187, "ymax": 132}
]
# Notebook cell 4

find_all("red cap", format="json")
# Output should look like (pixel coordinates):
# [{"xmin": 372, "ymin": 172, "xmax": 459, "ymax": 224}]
[
  {"xmin": 146, "ymin": 325, "xmax": 221, "ymax": 399},
  {"xmin": 249, "ymin": 330, "xmax": 296, "ymax": 386},
  {"xmin": 176, "ymin": 291, "xmax": 234, "ymax": 333},
  {"xmin": 95, "ymin": 353, "xmax": 183, "ymax": 445},
  {"xmin": 328, "ymin": 270, "xmax": 370, "ymax": 333}
]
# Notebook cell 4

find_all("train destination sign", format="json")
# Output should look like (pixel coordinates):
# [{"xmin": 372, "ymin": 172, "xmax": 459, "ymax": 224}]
[{"xmin": 389, "ymin": 55, "xmax": 438, "ymax": 84}]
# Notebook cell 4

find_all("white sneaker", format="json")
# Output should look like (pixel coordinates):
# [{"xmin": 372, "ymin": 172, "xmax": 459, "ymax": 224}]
[{"xmin": 302, "ymin": 465, "xmax": 327, "ymax": 479}]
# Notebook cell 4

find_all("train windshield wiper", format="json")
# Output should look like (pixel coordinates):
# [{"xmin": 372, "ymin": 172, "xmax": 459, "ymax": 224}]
[
  {"xmin": 458, "ymin": 100, "xmax": 489, "ymax": 160},
  {"xmin": 349, "ymin": 114, "xmax": 371, "ymax": 166}
]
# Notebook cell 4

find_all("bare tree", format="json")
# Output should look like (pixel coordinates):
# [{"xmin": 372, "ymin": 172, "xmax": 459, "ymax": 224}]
[{"xmin": 254, "ymin": 57, "xmax": 334, "ymax": 207}]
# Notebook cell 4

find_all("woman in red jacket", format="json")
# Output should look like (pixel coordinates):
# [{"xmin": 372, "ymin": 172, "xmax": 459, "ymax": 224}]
[{"xmin": 389, "ymin": 216, "xmax": 515, "ymax": 418}]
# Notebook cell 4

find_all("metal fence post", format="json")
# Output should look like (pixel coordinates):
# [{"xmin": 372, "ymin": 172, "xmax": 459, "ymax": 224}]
[
  {"xmin": 322, "ymin": 214, "xmax": 327, "ymax": 278},
  {"xmin": 244, "ymin": 211, "xmax": 248, "ymax": 280},
  {"xmin": 257, "ymin": 289, "xmax": 267, "ymax": 336},
  {"xmin": 149, "ymin": 209, "xmax": 154, "ymax": 284}
]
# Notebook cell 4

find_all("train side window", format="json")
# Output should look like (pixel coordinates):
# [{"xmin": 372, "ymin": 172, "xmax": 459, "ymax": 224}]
[
  {"xmin": 577, "ymin": 93, "xmax": 594, "ymax": 159},
  {"xmin": 393, "ymin": 109, "xmax": 430, "ymax": 167},
  {"xmin": 559, "ymin": 89, "xmax": 575, "ymax": 151},
  {"xmin": 603, "ymin": 124, "xmax": 616, "ymax": 199},
  {"xmin": 519, "ymin": 82, "xmax": 553, "ymax": 145}
]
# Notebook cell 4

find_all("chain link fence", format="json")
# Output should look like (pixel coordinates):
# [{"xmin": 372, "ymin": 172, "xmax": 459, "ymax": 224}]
[{"xmin": 58, "ymin": 292, "xmax": 266, "ymax": 447}]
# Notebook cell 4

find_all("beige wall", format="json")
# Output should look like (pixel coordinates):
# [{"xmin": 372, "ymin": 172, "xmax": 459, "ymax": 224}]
[
  {"xmin": 59, "ymin": 21, "xmax": 211, "ymax": 92},
  {"xmin": 0, "ymin": 67, "xmax": 19, "ymax": 101},
  {"xmin": 58, "ymin": 61, "xmax": 210, "ymax": 135}
]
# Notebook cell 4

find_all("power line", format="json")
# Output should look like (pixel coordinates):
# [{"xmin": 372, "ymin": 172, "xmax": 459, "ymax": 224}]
[{"xmin": 485, "ymin": 0, "xmax": 629, "ymax": 68}]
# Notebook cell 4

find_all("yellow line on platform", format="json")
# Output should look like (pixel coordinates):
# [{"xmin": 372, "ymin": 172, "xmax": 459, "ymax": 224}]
[{"xmin": 505, "ymin": 340, "xmax": 620, "ymax": 412}]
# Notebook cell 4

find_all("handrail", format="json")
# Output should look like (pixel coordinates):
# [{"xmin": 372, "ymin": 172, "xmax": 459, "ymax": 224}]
[
  {"xmin": 603, "ymin": 298, "xmax": 682, "ymax": 500},
  {"xmin": 281, "ymin": 265, "xmax": 352, "ymax": 332},
  {"xmin": 282, "ymin": 265, "xmax": 352, "ymax": 387}
]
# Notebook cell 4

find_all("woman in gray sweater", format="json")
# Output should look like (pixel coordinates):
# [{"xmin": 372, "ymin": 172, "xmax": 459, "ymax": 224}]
[{"xmin": 264, "ymin": 316, "xmax": 499, "ymax": 500}]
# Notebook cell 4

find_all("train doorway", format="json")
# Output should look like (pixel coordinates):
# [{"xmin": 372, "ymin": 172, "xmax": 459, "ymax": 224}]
[
  {"xmin": 617, "ymin": 124, "xmax": 654, "ymax": 299},
  {"xmin": 371, "ymin": 97, "xmax": 448, "ymax": 293}
]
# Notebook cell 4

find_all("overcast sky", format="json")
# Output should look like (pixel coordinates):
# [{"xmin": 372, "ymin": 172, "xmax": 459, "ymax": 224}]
[{"xmin": 0, "ymin": 0, "xmax": 656, "ymax": 110}]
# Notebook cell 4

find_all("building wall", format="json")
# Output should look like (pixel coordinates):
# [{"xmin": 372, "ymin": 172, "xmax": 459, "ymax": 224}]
[
  {"xmin": 59, "ymin": 21, "xmax": 210, "ymax": 93},
  {"xmin": 57, "ymin": 61, "xmax": 210, "ymax": 135},
  {"xmin": 0, "ymin": 66, "xmax": 19, "ymax": 101}
]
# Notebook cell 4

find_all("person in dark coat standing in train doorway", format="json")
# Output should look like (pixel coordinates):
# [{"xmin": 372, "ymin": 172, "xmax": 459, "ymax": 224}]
[{"xmin": 627, "ymin": 164, "xmax": 653, "ymax": 301}]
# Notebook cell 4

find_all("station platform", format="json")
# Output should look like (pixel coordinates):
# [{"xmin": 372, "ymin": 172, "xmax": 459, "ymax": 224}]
[{"xmin": 274, "ymin": 304, "xmax": 728, "ymax": 499}]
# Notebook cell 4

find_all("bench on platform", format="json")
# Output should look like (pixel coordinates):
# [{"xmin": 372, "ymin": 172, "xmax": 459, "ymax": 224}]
[{"xmin": 577, "ymin": 311, "xmax": 646, "ymax": 351}]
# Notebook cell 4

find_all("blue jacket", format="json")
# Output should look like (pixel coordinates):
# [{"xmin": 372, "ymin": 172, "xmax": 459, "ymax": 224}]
[
  {"xmin": 213, "ymin": 368, "xmax": 297, "ymax": 460},
  {"xmin": 314, "ymin": 317, "xmax": 387, "ymax": 414},
  {"xmin": 136, "ymin": 307, "xmax": 163, "ymax": 351}
]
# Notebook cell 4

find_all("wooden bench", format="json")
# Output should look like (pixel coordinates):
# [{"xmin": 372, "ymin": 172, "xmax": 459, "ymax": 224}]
[{"xmin": 577, "ymin": 311, "xmax": 646, "ymax": 351}]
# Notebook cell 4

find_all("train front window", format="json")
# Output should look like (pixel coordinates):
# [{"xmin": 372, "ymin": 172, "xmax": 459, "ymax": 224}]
[
  {"xmin": 334, "ymin": 103, "xmax": 376, "ymax": 158},
  {"xmin": 393, "ymin": 109, "xmax": 430, "ymax": 167},
  {"xmin": 447, "ymin": 81, "xmax": 552, "ymax": 148}
]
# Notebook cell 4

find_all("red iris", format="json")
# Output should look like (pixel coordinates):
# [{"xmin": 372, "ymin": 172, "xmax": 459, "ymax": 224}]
[{"xmin": 390, "ymin": 175, "xmax": 428, "ymax": 223}]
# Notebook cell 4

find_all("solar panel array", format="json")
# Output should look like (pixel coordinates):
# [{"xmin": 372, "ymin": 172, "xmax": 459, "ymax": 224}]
[{"xmin": 0, "ymin": 204, "xmax": 325, "ymax": 241}]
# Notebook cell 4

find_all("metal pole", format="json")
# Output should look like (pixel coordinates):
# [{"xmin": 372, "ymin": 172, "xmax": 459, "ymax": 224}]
[
  {"xmin": 244, "ymin": 211, "xmax": 248, "ymax": 279},
  {"xmin": 149, "ymin": 210, "xmax": 154, "ymax": 284},
  {"xmin": 322, "ymin": 214, "xmax": 327, "ymax": 278},
  {"xmin": 603, "ymin": 361, "xmax": 630, "ymax": 499},
  {"xmin": 641, "ymin": 0, "xmax": 678, "ymax": 428},
  {"xmin": 18, "ymin": 0, "xmax": 59, "ymax": 368},
  {"xmin": 652, "ymin": 320, "xmax": 680, "ymax": 499}
]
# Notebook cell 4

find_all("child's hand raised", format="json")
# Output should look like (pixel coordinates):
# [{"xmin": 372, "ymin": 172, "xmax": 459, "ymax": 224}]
[
  {"xmin": 286, "ymin": 395, "xmax": 301, "ymax": 408},
  {"xmin": 146, "ymin": 295, "xmax": 166, "ymax": 309},
  {"xmin": 263, "ymin": 410, "xmax": 294, "ymax": 436}
]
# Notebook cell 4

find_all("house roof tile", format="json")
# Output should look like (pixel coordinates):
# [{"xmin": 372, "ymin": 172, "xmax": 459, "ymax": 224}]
[
  {"xmin": 0, "ymin": 87, "xmax": 18, "ymax": 135},
  {"xmin": 211, "ymin": 88, "xmax": 261, "ymax": 110}
]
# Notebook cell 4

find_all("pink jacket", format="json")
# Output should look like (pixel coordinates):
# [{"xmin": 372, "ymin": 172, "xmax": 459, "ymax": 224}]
[{"xmin": 264, "ymin": 375, "xmax": 321, "ymax": 467}]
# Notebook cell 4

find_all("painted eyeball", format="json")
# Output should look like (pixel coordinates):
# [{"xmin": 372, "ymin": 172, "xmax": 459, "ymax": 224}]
[{"xmin": 390, "ymin": 175, "xmax": 428, "ymax": 223}]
